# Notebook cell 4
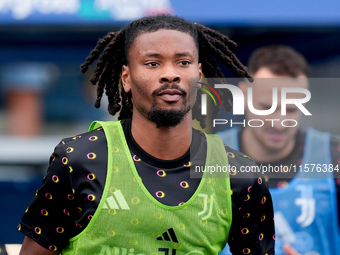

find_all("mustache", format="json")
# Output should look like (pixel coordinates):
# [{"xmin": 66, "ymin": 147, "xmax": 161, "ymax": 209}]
[{"xmin": 152, "ymin": 84, "xmax": 187, "ymax": 97}]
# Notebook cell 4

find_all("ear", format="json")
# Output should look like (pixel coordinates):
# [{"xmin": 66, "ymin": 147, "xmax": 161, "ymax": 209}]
[
  {"xmin": 238, "ymin": 80, "xmax": 247, "ymax": 95},
  {"xmin": 238, "ymin": 80, "xmax": 248, "ymax": 109},
  {"xmin": 121, "ymin": 65, "xmax": 131, "ymax": 93},
  {"xmin": 198, "ymin": 63, "xmax": 203, "ymax": 82}
]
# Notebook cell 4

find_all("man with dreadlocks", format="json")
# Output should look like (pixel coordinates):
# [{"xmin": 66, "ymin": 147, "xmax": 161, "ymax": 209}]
[{"xmin": 18, "ymin": 15, "xmax": 274, "ymax": 255}]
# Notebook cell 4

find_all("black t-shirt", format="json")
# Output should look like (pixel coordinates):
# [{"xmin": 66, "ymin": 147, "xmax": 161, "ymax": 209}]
[{"xmin": 19, "ymin": 119, "xmax": 275, "ymax": 254}]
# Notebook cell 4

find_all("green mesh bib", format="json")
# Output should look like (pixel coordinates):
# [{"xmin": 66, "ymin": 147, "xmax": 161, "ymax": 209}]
[{"xmin": 62, "ymin": 121, "xmax": 232, "ymax": 255}]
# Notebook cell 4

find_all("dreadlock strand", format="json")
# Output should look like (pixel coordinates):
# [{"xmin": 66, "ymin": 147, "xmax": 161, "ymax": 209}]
[
  {"xmin": 94, "ymin": 82, "xmax": 104, "ymax": 109},
  {"xmin": 195, "ymin": 23, "xmax": 237, "ymax": 47},
  {"xmin": 108, "ymin": 57, "xmax": 126, "ymax": 115},
  {"xmin": 89, "ymin": 31, "xmax": 125, "ymax": 85},
  {"xmin": 200, "ymin": 55, "xmax": 224, "ymax": 78},
  {"xmin": 204, "ymin": 36, "xmax": 247, "ymax": 78},
  {"xmin": 197, "ymin": 28, "xmax": 236, "ymax": 78},
  {"xmin": 192, "ymin": 89, "xmax": 207, "ymax": 129},
  {"xmin": 203, "ymin": 32, "xmax": 242, "ymax": 65},
  {"xmin": 100, "ymin": 62, "xmax": 117, "ymax": 114},
  {"xmin": 118, "ymin": 89, "xmax": 133, "ymax": 120},
  {"xmin": 80, "ymin": 32, "xmax": 116, "ymax": 74},
  {"xmin": 106, "ymin": 81, "xmax": 122, "ymax": 116},
  {"xmin": 107, "ymin": 87, "xmax": 121, "ymax": 115},
  {"xmin": 196, "ymin": 34, "xmax": 239, "ymax": 114},
  {"xmin": 197, "ymin": 25, "xmax": 252, "ymax": 80}
]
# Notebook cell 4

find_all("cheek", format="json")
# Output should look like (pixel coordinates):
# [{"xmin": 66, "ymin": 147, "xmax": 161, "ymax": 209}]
[
  {"xmin": 130, "ymin": 75, "xmax": 151, "ymax": 96},
  {"xmin": 245, "ymin": 110, "xmax": 258, "ymax": 120},
  {"xmin": 288, "ymin": 111, "xmax": 303, "ymax": 121},
  {"xmin": 250, "ymin": 127, "xmax": 265, "ymax": 139},
  {"xmin": 189, "ymin": 85, "xmax": 198, "ymax": 102},
  {"xmin": 286, "ymin": 125, "xmax": 299, "ymax": 138}
]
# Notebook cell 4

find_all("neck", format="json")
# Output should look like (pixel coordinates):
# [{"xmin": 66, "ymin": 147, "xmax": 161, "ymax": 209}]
[
  {"xmin": 241, "ymin": 128, "xmax": 295, "ymax": 163},
  {"xmin": 130, "ymin": 111, "xmax": 192, "ymax": 160}
]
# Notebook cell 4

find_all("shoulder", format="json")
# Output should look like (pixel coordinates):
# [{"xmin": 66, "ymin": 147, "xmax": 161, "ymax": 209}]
[
  {"xmin": 56, "ymin": 128, "xmax": 107, "ymax": 155},
  {"xmin": 223, "ymin": 144, "xmax": 271, "ymax": 202},
  {"xmin": 60, "ymin": 127, "xmax": 106, "ymax": 148},
  {"xmin": 52, "ymin": 128, "xmax": 108, "ymax": 172},
  {"xmin": 302, "ymin": 128, "xmax": 340, "ymax": 166},
  {"xmin": 224, "ymin": 144, "xmax": 257, "ymax": 169},
  {"xmin": 330, "ymin": 133, "xmax": 340, "ymax": 175},
  {"xmin": 330, "ymin": 134, "xmax": 340, "ymax": 149},
  {"xmin": 330, "ymin": 133, "xmax": 340, "ymax": 152}
]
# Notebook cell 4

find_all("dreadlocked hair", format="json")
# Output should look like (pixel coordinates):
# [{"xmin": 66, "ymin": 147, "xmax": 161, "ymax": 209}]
[{"xmin": 80, "ymin": 14, "xmax": 251, "ymax": 128}]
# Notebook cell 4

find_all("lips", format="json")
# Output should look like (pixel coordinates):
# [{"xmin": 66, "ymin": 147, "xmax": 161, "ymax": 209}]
[
  {"xmin": 158, "ymin": 89, "xmax": 183, "ymax": 102},
  {"xmin": 266, "ymin": 130, "xmax": 286, "ymax": 142}
]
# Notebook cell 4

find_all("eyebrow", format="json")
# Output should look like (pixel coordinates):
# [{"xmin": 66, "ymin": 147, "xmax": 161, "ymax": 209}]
[
  {"xmin": 175, "ymin": 52, "xmax": 194, "ymax": 57},
  {"xmin": 144, "ymin": 51, "xmax": 194, "ymax": 58}
]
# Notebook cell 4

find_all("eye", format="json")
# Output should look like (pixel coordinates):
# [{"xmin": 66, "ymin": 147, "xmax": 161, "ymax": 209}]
[
  {"xmin": 146, "ymin": 62, "xmax": 159, "ymax": 67},
  {"xmin": 179, "ymin": 61, "xmax": 191, "ymax": 66},
  {"xmin": 259, "ymin": 104, "xmax": 272, "ymax": 110},
  {"xmin": 286, "ymin": 107, "xmax": 298, "ymax": 113}
]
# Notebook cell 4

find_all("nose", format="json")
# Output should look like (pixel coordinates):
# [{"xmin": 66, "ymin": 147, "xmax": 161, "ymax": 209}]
[
  {"xmin": 160, "ymin": 65, "xmax": 181, "ymax": 83},
  {"xmin": 267, "ymin": 110, "xmax": 286, "ymax": 130}
]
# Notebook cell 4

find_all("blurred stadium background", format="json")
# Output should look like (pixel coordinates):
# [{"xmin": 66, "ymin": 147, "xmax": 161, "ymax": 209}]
[{"xmin": 0, "ymin": 0, "xmax": 340, "ymax": 250}]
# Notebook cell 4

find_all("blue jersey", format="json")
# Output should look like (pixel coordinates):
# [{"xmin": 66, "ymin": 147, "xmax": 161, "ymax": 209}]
[{"xmin": 217, "ymin": 127, "xmax": 339, "ymax": 255}]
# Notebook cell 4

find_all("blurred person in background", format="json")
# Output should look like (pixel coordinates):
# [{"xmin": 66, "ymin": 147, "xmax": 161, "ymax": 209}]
[
  {"xmin": 218, "ymin": 44, "xmax": 340, "ymax": 255},
  {"xmin": 17, "ymin": 15, "xmax": 274, "ymax": 255}
]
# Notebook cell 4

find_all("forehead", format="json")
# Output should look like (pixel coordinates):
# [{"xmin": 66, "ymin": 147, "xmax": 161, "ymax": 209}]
[
  {"xmin": 127, "ymin": 29, "xmax": 198, "ymax": 58},
  {"xmin": 252, "ymin": 67, "xmax": 309, "ymax": 102}
]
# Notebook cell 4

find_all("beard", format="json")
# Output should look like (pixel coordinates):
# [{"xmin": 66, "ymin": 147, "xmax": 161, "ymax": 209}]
[
  {"xmin": 147, "ymin": 83, "xmax": 193, "ymax": 128},
  {"xmin": 148, "ymin": 107, "xmax": 189, "ymax": 128}
]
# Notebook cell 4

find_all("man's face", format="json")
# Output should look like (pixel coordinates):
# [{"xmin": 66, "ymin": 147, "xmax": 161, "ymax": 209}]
[
  {"xmin": 241, "ymin": 67, "xmax": 309, "ymax": 152},
  {"xmin": 121, "ymin": 29, "xmax": 202, "ymax": 128}
]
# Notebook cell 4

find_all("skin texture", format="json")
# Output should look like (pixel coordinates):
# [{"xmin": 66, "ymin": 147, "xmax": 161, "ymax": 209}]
[
  {"xmin": 283, "ymin": 243, "xmax": 301, "ymax": 255},
  {"xmin": 122, "ymin": 29, "xmax": 202, "ymax": 160},
  {"xmin": 19, "ymin": 236, "xmax": 57, "ymax": 255},
  {"xmin": 19, "ymin": 29, "xmax": 202, "ymax": 254},
  {"xmin": 240, "ymin": 67, "xmax": 308, "ymax": 163}
]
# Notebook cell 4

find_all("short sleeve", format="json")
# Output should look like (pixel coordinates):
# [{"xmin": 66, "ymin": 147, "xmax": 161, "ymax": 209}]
[
  {"xmin": 18, "ymin": 140, "xmax": 77, "ymax": 252},
  {"xmin": 226, "ymin": 147, "xmax": 275, "ymax": 255}
]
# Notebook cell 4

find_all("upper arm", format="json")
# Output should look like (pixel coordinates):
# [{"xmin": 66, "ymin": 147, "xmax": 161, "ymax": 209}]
[
  {"xmin": 18, "ymin": 130, "xmax": 107, "ymax": 253},
  {"xmin": 20, "ymin": 236, "xmax": 59, "ymax": 255},
  {"xmin": 226, "ymin": 148, "xmax": 275, "ymax": 254},
  {"xmin": 18, "ymin": 141, "xmax": 76, "ymax": 252}
]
